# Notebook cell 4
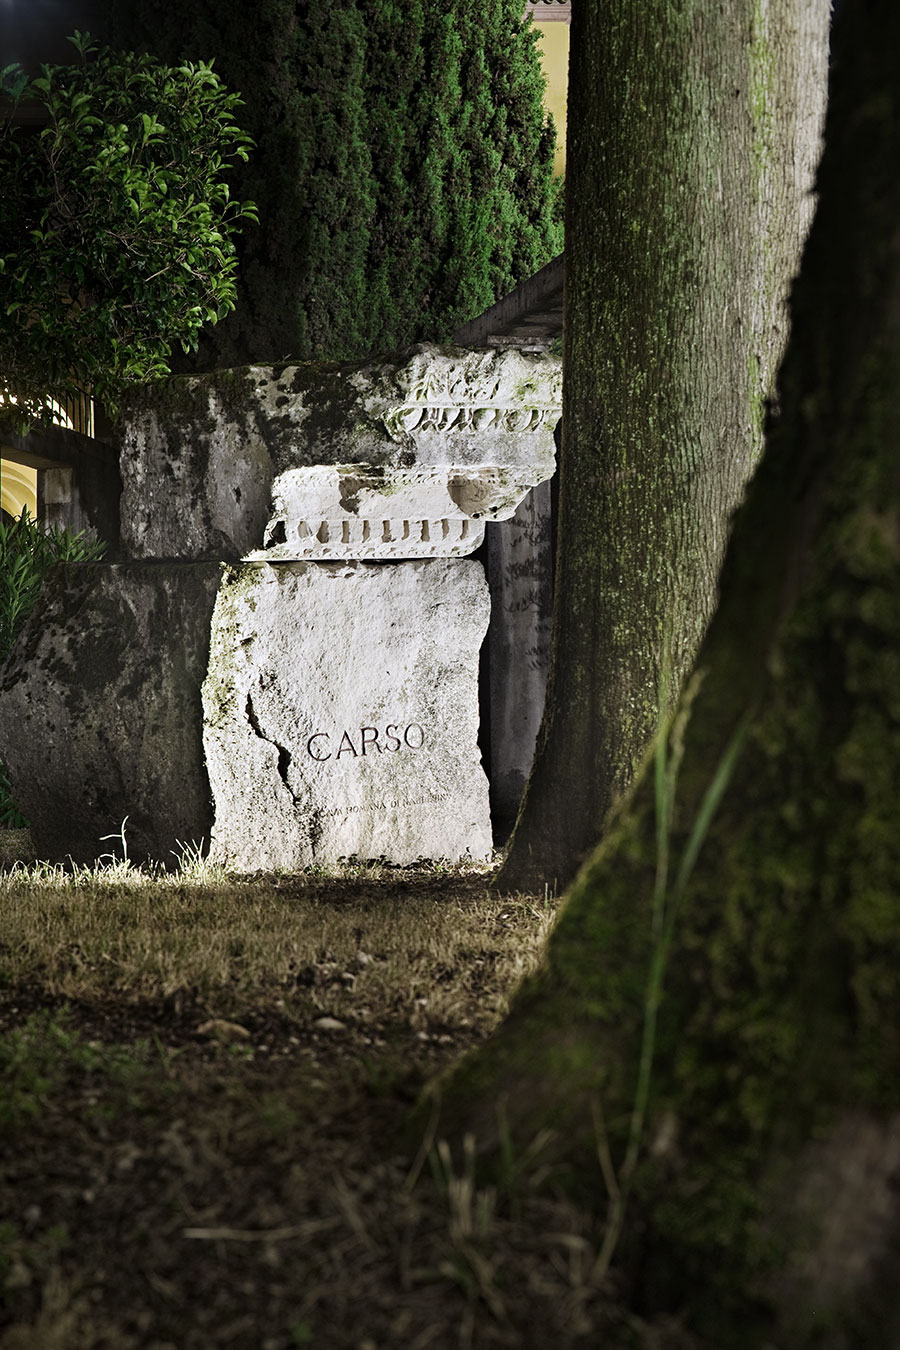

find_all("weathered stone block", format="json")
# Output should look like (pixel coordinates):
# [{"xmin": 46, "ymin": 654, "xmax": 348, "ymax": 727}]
[
  {"xmin": 248, "ymin": 465, "xmax": 524, "ymax": 560},
  {"xmin": 485, "ymin": 480, "xmax": 554, "ymax": 836},
  {"xmin": 120, "ymin": 345, "xmax": 561, "ymax": 561},
  {"xmin": 202, "ymin": 560, "xmax": 492, "ymax": 868},
  {"xmin": 0, "ymin": 562, "xmax": 221, "ymax": 865}
]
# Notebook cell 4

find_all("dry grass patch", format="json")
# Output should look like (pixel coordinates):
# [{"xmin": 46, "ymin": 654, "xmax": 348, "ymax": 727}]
[
  {"xmin": 0, "ymin": 852, "xmax": 555, "ymax": 1040},
  {"xmin": 0, "ymin": 835, "xmax": 699, "ymax": 1349}
]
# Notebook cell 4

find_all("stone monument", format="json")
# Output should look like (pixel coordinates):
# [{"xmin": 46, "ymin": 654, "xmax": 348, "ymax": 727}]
[{"xmin": 0, "ymin": 345, "xmax": 561, "ymax": 867}]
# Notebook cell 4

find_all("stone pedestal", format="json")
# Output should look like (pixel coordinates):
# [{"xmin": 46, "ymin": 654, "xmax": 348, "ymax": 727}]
[{"xmin": 203, "ymin": 560, "xmax": 491, "ymax": 868}]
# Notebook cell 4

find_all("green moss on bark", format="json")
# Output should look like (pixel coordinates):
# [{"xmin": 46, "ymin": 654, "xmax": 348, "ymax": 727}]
[
  {"xmin": 499, "ymin": 0, "xmax": 828, "ymax": 896},
  {"xmin": 430, "ymin": 4, "xmax": 900, "ymax": 1343}
]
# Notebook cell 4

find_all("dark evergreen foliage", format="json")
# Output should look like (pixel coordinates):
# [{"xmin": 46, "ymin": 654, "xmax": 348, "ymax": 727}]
[{"xmin": 103, "ymin": 0, "xmax": 561, "ymax": 366}]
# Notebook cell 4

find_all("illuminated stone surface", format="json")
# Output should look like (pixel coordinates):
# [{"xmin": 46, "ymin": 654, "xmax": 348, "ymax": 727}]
[
  {"xmin": 0, "ymin": 345, "xmax": 555, "ymax": 866},
  {"xmin": 202, "ymin": 559, "xmax": 492, "ymax": 868}
]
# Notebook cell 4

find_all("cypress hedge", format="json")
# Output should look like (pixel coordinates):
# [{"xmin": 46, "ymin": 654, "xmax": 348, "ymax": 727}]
[{"xmin": 104, "ymin": 0, "xmax": 562, "ymax": 366}]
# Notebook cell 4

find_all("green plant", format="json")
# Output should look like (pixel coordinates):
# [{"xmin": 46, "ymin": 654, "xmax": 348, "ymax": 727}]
[
  {"xmin": 0, "ymin": 507, "xmax": 105, "ymax": 825},
  {"xmin": 0, "ymin": 507, "xmax": 104, "ymax": 661},
  {"xmin": 0, "ymin": 1007, "xmax": 156, "ymax": 1132},
  {"xmin": 0, "ymin": 759, "xmax": 26, "ymax": 829},
  {"xmin": 108, "ymin": 0, "xmax": 561, "ymax": 366},
  {"xmin": 0, "ymin": 32, "xmax": 256, "ymax": 427},
  {"xmin": 593, "ymin": 679, "xmax": 751, "ymax": 1278}
]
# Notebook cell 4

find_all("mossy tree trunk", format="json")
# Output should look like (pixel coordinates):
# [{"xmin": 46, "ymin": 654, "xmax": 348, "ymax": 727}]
[
  {"xmin": 427, "ymin": 2, "xmax": 900, "ymax": 1342},
  {"xmin": 499, "ymin": 0, "xmax": 829, "ymax": 893}
]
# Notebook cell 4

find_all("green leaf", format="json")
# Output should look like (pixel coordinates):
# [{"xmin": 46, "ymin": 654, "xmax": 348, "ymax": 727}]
[
  {"xmin": 0, "ymin": 39, "xmax": 255, "ymax": 409},
  {"xmin": 1, "ymin": 64, "xmax": 28, "ymax": 100}
]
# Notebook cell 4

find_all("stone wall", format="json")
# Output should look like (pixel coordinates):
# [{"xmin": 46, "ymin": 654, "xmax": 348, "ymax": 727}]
[{"xmin": 0, "ymin": 345, "xmax": 561, "ymax": 867}]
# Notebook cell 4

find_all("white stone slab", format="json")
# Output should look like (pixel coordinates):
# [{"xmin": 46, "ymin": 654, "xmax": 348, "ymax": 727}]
[
  {"xmin": 201, "ymin": 560, "xmax": 493, "ymax": 868},
  {"xmin": 248, "ymin": 463, "xmax": 546, "ymax": 560}
]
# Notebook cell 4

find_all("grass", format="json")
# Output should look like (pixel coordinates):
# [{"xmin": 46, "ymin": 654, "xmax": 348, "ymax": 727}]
[
  {"xmin": 0, "ymin": 832, "xmax": 698, "ymax": 1349},
  {"xmin": 0, "ymin": 1006, "xmax": 160, "ymax": 1133},
  {"xmin": 0, "ymin": 852, "xmax": 553, "ymax": 1031}
]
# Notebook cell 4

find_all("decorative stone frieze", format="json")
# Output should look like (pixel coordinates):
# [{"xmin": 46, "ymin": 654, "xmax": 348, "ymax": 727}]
[
  {"xmin": 250, "ymin": 463, "xmax": 544, "ymax": 560},
  {"xmin": 524, "ymin": 0, "xmax": 571, "ymax": 20},
  {"xmin": 120, "ymin": 344, "xmax": 561, "ymax": 561}
]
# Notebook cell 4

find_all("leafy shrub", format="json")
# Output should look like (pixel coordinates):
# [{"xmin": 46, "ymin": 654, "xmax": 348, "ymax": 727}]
[
  {"xmin": 0, "ymin": 33, "xmax": 257, "ymax": 427},
  {"xmin": 106, "ymin": 0, "xmax": 561, "ymax": 366},
  {"xmin": 0, "ymin": 509, "xmax": 104, "ymax": 826}
]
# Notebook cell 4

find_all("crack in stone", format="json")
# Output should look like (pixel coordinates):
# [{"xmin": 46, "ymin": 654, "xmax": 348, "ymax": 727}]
[{"xmin": 244, "ymin": 693, "xmax": 299, "ymax": 804}]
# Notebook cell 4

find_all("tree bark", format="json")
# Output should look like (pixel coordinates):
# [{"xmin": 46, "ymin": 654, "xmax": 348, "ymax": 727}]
[
  {"xmin": 499, "ymin": 0, "xmax": 828, "ymax": 893},
  {"xmin": 426, "ymin": 1, "xmax": 900, "ymax": 1342}
]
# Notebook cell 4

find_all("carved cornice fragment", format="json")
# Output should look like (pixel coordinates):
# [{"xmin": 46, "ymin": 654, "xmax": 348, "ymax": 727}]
[{"xmin": 120, "ymin": 345, "xmax": 561, "ymax": 561}]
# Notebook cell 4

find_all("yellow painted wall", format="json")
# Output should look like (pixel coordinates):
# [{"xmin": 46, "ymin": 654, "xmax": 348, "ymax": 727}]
[
  {"xmin": 1, "ymin": 460, "xmax": 37, "ymax": 519},
  {"xmin": 0, "ymin": 395, "xmax": 82, "ymax": 519},
  {"xmin": 533, "ymin": 21, "xmax": 569, "ymax": 177}
]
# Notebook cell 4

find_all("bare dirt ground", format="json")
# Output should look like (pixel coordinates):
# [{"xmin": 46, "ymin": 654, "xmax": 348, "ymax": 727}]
[{"xmin": 0, "ymin": 836, "xmax": 693, "ymax": 1350}]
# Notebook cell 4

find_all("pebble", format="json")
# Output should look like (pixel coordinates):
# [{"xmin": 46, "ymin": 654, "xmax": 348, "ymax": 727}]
[{"xmin": 197, "ymin": 1018, "xmax": 251, "ymax": 1042}]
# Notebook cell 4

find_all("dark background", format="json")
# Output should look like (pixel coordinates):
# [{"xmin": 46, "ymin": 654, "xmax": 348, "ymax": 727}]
[{"xmin": 1, "ymin": 1, "xmax": 106, "ymax": 71}]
